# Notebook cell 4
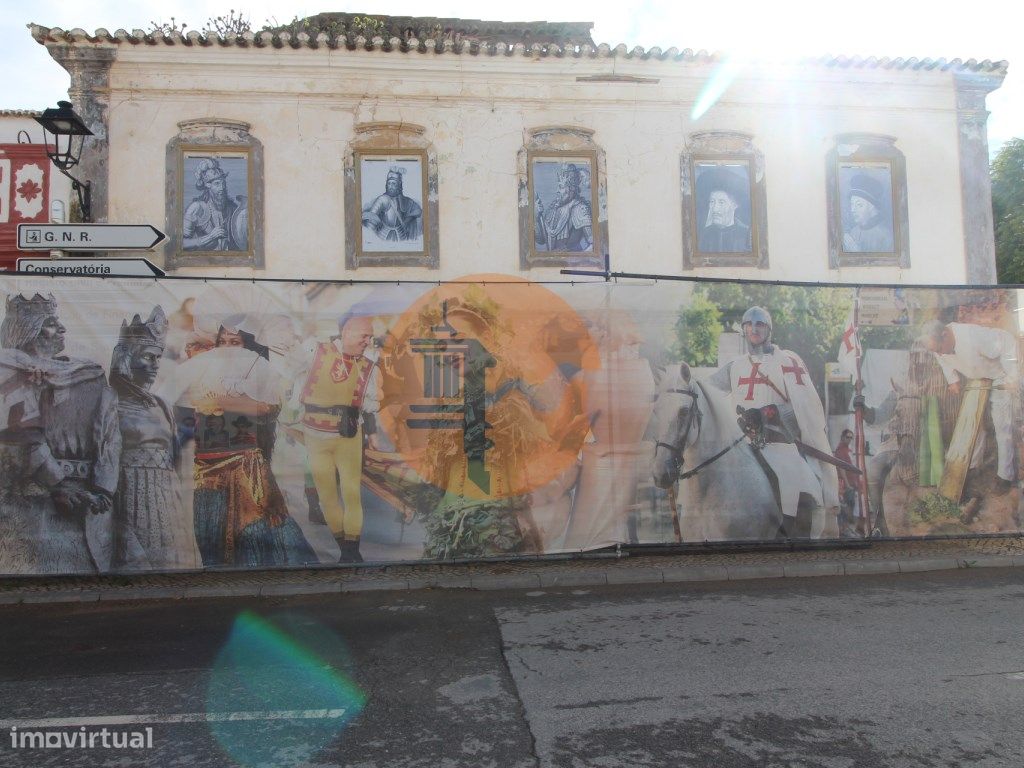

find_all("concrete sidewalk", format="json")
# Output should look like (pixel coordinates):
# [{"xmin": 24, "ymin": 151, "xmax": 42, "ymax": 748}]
[{"xmin": 1, "ymin": 535, "xmax": 1022, "ymax": 605}]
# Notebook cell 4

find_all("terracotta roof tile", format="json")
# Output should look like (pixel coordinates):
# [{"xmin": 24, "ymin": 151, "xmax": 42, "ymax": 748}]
[{"xmin": 27, "ymin": 23, "xmax": 1010, "ymax": 75}]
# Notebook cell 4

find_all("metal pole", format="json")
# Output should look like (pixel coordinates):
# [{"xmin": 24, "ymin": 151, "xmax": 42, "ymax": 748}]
[{"xmin": 852, "ymin": 288, "xmax": 871, "ymax": 535}]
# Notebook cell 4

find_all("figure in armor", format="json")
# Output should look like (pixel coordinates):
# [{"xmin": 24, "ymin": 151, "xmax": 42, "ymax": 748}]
[
  {"xmin": 183, "ymin": 157, "xmax": 247, "ymax": 251},
  {"xmin": 709, "ymin": 306, "xmax": 839, "ymax": 537},
  {"xmin": 0, "ymin": 293, "xmax": 121, "ymax": 574},
  {"xmin": 361, "ymin": 166, "xmax": 424, "ymax": 243},
  {"xmin": 109, "ymin": 306, "xmax": 199, "ymax": 570},
  {"xmin": 535, "ymin": 163, "xmax": 594, "ymax": 252}
]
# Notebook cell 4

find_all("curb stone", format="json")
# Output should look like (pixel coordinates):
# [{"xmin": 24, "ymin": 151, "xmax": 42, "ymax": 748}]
[
  {"xmin": 427, "ymin": 576, "xmax": 474, "ymax": 589},
  {"xmin": 2, "ymin": 540, "xmax": 1023, "ymax": 605},
  {"xmin": 606, "ymin": 567, "xmax": 665, "ymax": 585},
  {"xmin": 783, "ymin": 562, "xmax": 844, "ymax": 578},
  {"xmin": 662, "ymin": 565, "xmax": 729, "ymax": 582},
  {"xmin": 98, "ymin": 587, "xmax": 186, "ymax": 601},
  {"xmin": 470, "ymin": 574, "xmax": 542, "ymax": 591},
  {"xmin": 260, "ymin": 582, "xmax": 342, "ymax": 597},
  {"xmin": 21, "ymin": 590, "xmax": 99, "ymax": 604},
  {"xmin": 843, "ymin": 560, "xmax": 900, "ymax": 575},
  {"xmin": 956, "ymin": 555, "xmax": 1017, "ymax": 569},
  {"xmin": 727, "ymin": 564, "xmax": 785, "ymax": 580},
  {"xmin": 183, "ymin": 584, "xmax": 261, "ymax": 599},
  {"xmin": 898, "ymin": 558, "xmax": 961, "ymax": 573},
  {"xmin": 538, "ymin": 571, "xmax": 609, "ymax": 588},
  {"xmin": 341, "ymin": 579, "xmax": 409, "ymax": 593}
]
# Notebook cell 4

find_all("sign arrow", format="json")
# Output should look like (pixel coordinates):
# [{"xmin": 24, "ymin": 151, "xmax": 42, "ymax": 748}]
[
  {"xmin": 17, "ymin": 224, "xmax": 166, "ymax": 252},
  {"xmin": 16, "ymin": 257, "xmax": 165, "ymax": 278}
]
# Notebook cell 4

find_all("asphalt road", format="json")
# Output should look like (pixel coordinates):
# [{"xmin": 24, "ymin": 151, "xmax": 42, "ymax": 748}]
[{"xmin": 0, "ymin": 569, "xmax": 1022, "ymax": 767}]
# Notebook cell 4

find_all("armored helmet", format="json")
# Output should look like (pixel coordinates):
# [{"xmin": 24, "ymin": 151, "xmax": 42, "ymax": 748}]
[{"xmin": 741, "ymin": 306, "xmax": 772, "ymax": 343}]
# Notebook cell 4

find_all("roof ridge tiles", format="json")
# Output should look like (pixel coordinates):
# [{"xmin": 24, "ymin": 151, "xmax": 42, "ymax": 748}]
[{"xmin": 25, "ymin": 23, "xmax": 1009, "ymax": 75}]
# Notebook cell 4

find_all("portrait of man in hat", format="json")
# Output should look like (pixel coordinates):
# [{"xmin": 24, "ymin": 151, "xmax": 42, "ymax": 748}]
[
  {"xmin": 695, "ymin": 163, "xmax": 752, "ymax": 253},
  {"xmin": 841, "ymin": 169, "xmax": 895, "ymax": 253},
  {"xmin": 182, "ymin": 154, "xmax": 249, "ymax": 252}
]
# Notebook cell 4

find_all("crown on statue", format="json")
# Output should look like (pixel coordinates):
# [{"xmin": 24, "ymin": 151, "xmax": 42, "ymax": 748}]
[
  {"xmin": 118, "ymin": 306, "xmax": 168, "ymax": 350},
  {"xmin": 5, "ymin": 292, "xmax": 58, "ymax": 322}
]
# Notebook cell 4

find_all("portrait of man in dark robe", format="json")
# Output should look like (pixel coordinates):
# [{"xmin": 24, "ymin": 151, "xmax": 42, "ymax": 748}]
[{"xmin": 696, "ymin": 164, "xmax": 752, "ymax": 254}]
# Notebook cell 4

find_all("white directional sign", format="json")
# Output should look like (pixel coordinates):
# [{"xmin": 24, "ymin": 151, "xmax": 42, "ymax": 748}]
[
  {"xmin": 17, "ymin": 258, "xmax": 165, "ymax": 278},
  {"xmin": 17, "ymin": 223, "xmax": 166, "ymax": 251}
]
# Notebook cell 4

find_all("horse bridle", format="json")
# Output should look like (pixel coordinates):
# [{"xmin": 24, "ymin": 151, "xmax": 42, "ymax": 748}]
[
  {"xmin": 656, "ymin": 385, "xmax": 744, "ymax": 481},
  {"xmin": 655, "ymin": 386, "xmax": 700, "ymax": 472}
]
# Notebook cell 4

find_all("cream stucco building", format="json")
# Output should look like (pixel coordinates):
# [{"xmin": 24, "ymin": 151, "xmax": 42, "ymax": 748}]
[{"xmin": 29, "ymin": 14, "xmax": 1007, "ymax": 284}]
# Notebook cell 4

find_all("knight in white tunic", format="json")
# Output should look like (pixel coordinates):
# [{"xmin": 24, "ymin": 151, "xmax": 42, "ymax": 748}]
[{"xmin": 709, "ymin": 306, "xmax": 839, "ymax": 537}]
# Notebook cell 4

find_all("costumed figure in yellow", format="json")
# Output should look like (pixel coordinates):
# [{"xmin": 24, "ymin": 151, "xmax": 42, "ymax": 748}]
[{"xmin": 296, "ymin": 315, "xmax": 380, "ymax": 563}]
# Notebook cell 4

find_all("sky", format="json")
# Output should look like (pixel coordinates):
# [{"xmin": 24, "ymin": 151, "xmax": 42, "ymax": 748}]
[{"xmin": 1, "ymin": 0, "xmax": 1021, "ymax": 154}]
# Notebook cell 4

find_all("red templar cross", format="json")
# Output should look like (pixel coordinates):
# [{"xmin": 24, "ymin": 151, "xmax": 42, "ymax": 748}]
[
  {"xmin": 782, "ymin": 356, "xmax": 806, "ymax": 385},
  {"xmin": 841, "ymin": 325, "xmax": 858, "ymax": 353},
  {"xmin": 738, "ymin": 362, "xmax": 771, "ymax": 401}
]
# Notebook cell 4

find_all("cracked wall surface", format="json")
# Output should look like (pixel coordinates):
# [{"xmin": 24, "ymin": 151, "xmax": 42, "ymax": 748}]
[{"xmin": 45, "ymin": 44, "xmax": 1003, "ymax": 283}]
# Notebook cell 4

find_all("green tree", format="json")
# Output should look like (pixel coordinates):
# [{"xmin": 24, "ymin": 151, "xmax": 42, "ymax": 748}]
[
  {"xmin": 672, "ymin": 293, "xmax": 721, "ymax": 366},
  {"xmin": 673, "ymin": 283, "xmax": 912, "ymax": 397},
  {"xmin": 673, "ymin": 283, "xmax": 851, "ymax": 397},
  {"xmin": 993, "ymin": 138, "xmax": 1024, "ymax": 284}
]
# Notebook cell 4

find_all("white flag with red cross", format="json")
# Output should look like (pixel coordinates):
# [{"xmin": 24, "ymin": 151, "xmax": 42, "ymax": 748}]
[{"xmin": 837, "ymin": 308, "xmax": 861, "ymax": 379}]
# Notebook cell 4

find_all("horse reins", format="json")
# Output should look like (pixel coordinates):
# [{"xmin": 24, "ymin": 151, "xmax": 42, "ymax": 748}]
[{"xmin": 655, "ymin": 386, "xmax": 743, "ymax": 481}]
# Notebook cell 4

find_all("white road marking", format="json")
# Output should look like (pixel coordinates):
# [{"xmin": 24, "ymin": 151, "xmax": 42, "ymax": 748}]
[{"xmin": 0, "ymin": 709, "xmax": 348, "ymax": 728}]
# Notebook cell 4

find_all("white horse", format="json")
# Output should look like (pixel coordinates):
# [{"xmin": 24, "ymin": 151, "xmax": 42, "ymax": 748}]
[{"xmin": 651, "ymin": 362, "xmax": 792, "ymax": 542}]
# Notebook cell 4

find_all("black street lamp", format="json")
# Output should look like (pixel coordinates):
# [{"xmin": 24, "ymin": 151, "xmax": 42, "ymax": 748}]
[{"xmin": 34, "ymin": 101, "xmax": 93, "ymax": 222}]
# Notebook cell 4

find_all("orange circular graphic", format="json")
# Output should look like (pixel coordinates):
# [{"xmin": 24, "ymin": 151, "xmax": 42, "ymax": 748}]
[{"xmin": 379, "ymin": 275, "xmax": 597, "ymax": 501}]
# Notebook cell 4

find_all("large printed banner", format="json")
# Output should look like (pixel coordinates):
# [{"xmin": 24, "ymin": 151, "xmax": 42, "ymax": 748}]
[{"xmin": 0, "ymin": 274, "xmax": 1020, "ymax": 574}]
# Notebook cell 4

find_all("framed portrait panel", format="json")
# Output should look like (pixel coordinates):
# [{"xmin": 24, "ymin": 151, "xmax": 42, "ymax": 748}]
[
  {"xmin": 344, "ymin": 123, "xmax": 438, "ymax": 270},
  {"xmin": 838, "ymin": 162, "xmax": 896, "ymax": 255},
  {"xmin": 827, "ymin": 134, "xmax": 909, "ymax": 268},
  {"xmin": 165, "ymin": 120, "xmax": 264, "ymax": 271},
  {"xmin": 528, "ymin": 152, "xmax": 599, "ymax": 259},
  {"xmin": 680, "ymin": 132, "xmax": 768, "ymax": 269},
  {"xmin": 179, "ymin": 149, "xmax": 253, "ymax": 256},
  {"xmin": 692, "ymin": 159, "xmax": 755, "ymax": 257},
  {"xmin": 356, "ymin": 151, "xmax": 428, "ymax": 258},
  {"xmin": 518, "ymin": 127, "xmax": 607, "ymax": 271}
]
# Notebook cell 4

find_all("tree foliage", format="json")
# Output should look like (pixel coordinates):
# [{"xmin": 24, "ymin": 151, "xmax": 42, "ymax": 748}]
[
  {"xmin": 672, "ymin": 283, "xmax": 912, "ymax": 397},
  {"xmin": 673, "ymin": 283, "xmax": 850, "ymax": 396},
  {"xmin": 671, "ymin": 293, "xmax": 721, "ymax": 366},
  {"xmin": 993, "ymin": 138, "xmax": 1024, "ymax": 284}
]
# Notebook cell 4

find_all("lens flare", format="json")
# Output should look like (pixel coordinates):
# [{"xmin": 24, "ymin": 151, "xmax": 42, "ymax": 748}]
[
  {"xmin": 206, "ymin": 611, "xmax": 366, "ymax": 767},
  {"xmin": 691, "ymin": 54, "xmax": 749, "ymax": 121}
]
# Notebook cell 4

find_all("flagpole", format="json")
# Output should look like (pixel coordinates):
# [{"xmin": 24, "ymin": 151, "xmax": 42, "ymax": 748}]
[{"xmin": 852, "ymin": 288, "xmax": 871, "ymax": 536}]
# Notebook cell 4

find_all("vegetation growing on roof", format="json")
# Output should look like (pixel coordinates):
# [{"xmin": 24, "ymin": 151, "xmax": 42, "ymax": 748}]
[{"xmin": 144, "ymin": 11, "xmax": 592, "ymax": 45}]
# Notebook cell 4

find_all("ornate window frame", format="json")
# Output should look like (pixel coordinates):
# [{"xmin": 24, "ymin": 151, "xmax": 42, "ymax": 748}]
[
  {"xmin": 518, "ymin": 126, "xmax": 608, "ymax": 270},
  {"xmin": 165, "ymin": 118, "xmax": 264, "ymax": 270},
  {"xmin": 827, "ymin": 133, "xmax": 910, "ymax": 269},
  {"xmin": 680, "ymin": 131, "xmax": 769, "ymax": 270},
  {"xmin": 344, "ymin": 122, "xmax": 439, "ymax": 270}
]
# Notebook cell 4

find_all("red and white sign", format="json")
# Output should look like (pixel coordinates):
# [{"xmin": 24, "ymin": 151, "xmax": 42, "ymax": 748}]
[{"xmin": 0, "ymin": 143, "xmax": 52, "ymax": 270}]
